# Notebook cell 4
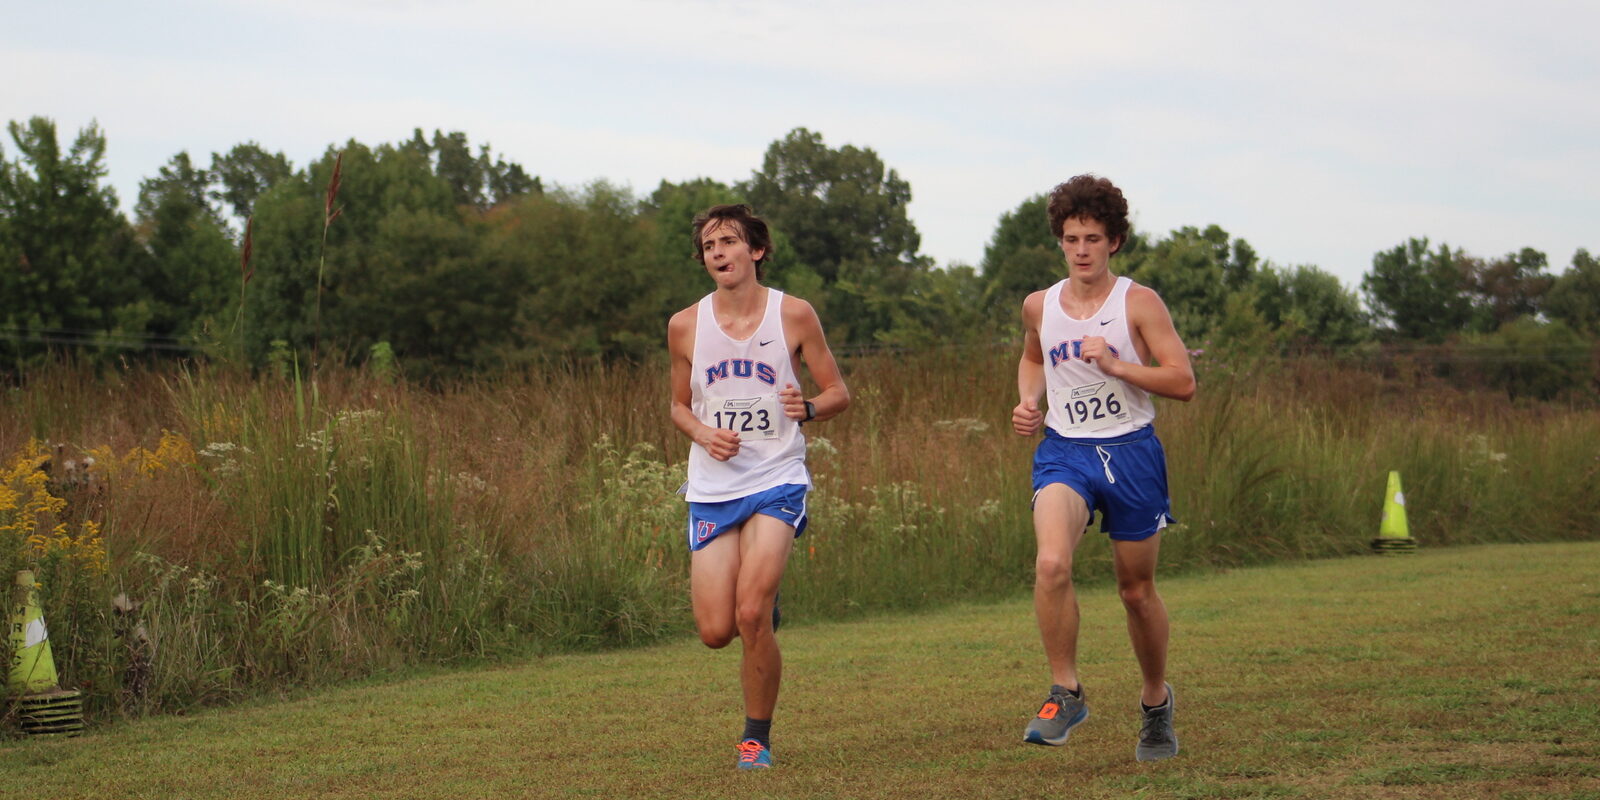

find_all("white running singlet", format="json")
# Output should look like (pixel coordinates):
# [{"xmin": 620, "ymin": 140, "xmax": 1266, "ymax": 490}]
[
  {"xmin": 686, "ymin": 289, "xmax": 810, "ymax": 502},
  {"xmin": 1040, "ymin": 276, "xmax": 1157, "ymax": 439}
]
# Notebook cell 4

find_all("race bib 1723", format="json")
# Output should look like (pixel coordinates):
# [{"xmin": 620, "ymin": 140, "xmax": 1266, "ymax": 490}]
[{"xmin": 707, "ymin": 395, "xmax": 783, "ymax": 440}]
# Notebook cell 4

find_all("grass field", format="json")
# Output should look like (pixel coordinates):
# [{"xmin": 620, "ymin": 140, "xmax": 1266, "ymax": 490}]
[
  {"xmin": 7, "ymin": 357, "xmax": 1597, "ymax": 715},
  {"xmin": 4, "ymin": 541, "xmax": 1597, "ymax": 799}
]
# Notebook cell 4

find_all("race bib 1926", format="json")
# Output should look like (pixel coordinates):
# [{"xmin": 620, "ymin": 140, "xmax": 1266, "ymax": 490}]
[{"xmin": 1048, "ymin": 380, "xmax": 1131, "ymax": 435}]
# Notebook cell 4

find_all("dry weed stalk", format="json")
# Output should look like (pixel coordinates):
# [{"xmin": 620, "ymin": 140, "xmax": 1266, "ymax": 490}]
[
  {"xmin": 230, "ymin": 215, "xmax": 254, "ymax": 338},
  {"xmin": 315, "ymin": 151, "xmax": 344, "ymax": 370}
]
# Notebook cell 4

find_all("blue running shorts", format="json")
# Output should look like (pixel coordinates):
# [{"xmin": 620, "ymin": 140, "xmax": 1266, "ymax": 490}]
[
  {"xmin": 1031, "ymin": 426, "xmax": 1176, "ymax": 541},
  {"xmin": 686, "ymin": 483, "xmax": 809, "ymax": 552}
]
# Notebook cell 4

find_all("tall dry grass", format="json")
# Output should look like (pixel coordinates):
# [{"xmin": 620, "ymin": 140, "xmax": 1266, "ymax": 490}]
[{"xmin": 1, "ymin": 347, "xmax": 1596, "ymax": 719}]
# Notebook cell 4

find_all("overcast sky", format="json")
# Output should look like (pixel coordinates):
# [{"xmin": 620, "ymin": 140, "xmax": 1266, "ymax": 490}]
[{"xmin": 6, "ymin": 0, "xmax": 1597, "ymax": 289}]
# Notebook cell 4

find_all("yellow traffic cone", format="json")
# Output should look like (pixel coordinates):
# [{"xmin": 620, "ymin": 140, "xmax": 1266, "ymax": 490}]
[
  {"xmin": 8, "ymin": 570, "xmax": 60, "ymax": 692},
  {"xmin": 1370, "ymin": 471, "xmax": 1417, "ymax": 555},
  {"xmin": 8, "ymin": 570, "xmax": 83, "ymax": 736}
]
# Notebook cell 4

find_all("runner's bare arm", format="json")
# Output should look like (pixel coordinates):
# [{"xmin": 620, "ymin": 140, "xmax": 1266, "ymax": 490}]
[
  {"xmin": 779, "ymin": 296, "xmax": 849, "ymax": 422},
  {"xmin": 1013, "ymin": 291, "xmax": 1047, "ymax": 436},
  {"xmin": 669, "ymin": 307, "xmax": 742, "ymax": 461},
  {"xmin": 1083, "ymin": 285, "xmax": 1196, "ymax": 402}
]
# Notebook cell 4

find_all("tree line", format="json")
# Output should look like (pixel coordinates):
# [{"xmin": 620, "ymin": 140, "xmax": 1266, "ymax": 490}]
[{"xmin": 2, "ymin": 116, "xmax": 1596, "ymax": 397}]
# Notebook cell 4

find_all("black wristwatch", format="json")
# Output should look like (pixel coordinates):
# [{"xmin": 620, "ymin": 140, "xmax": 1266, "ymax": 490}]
[{"xmin": 803, "ymin": 400, "xmax": 816, "ymax": 423}]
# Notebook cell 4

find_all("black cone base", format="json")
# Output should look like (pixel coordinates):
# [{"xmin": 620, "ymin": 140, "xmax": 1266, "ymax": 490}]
[
  {"xmin": 13, "ymin": 688, "xmax": 84, "ymax": 737},
  {"xmin": 1370, "ymin": 537, "xmax": 1418, "ymax": 555}
]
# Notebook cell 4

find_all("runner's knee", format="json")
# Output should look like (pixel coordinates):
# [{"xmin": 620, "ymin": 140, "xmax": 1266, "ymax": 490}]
[
  {"xmin": 734, "ymin": 598, "xmax": 773, "ymax": 636},
  {"xmin": 1035, "ymin": 553, "xmax": 1075, "ymax": 588},
  {"xmin": 1117, "ymin": 579, "xmax": 1157, "ymax": 611},
  {"xmin": 698, "ymin": 620, "xmax": 736, "ymax": 649}
]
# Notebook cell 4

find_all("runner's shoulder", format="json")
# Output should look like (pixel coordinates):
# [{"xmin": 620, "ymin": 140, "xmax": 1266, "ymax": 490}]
[
  {"xmin": 780, "ymin": 293, "xmax": 823, "ymax": 333},
  {"xmin": 1124, "ymin": 282, "xmax": 1172, "ymax": 317},
  {"xmin": 1021, "ymin": 289, "xmax": 1048, "ymax": 324},
  {"xmin": 668, "ymin": 305, "xmax": 699, "ymax": 352}
]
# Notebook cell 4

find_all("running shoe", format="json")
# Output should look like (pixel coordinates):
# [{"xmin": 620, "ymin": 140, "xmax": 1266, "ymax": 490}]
[
  {"xmin": 1023, "ymin": 687, "xmax": 1088, "ymax": 746},
  {"xmin": 736, "ymin": 738, "xmax": 772, "ymax": 770},
  {"xmin": 1135, "ymin": 683, "xmax": 1179, "ymax": 761}
]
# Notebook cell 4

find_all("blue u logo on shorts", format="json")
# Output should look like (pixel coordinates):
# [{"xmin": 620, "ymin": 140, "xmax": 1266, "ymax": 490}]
[{"xmin": 686, "ymin": 484, "xmax": 809, "ymax": 551}]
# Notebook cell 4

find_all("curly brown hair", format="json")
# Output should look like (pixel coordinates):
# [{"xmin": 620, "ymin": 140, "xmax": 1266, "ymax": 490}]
[
  {"xmin": 692, "ymin": 204, "xmax": 773, "ymax": 279},
  {"xmin": 1046, "ymin": 175, "xmax": 1130, "ymax": 252}
]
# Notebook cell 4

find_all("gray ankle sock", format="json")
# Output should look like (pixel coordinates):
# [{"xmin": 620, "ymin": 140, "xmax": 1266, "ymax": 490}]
[{"xmin": 742, "ymin": 717, "xmax": 771, "ymax": 747}]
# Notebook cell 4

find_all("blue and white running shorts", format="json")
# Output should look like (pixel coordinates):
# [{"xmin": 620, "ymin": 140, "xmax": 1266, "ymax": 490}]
[
  {"xmin": 1031, "ymin": 425, "xmax": 1176, "ymax": 541},
  {"xmin": 686, "ymin": 483, "xmax": 809, "ymax": 552}
]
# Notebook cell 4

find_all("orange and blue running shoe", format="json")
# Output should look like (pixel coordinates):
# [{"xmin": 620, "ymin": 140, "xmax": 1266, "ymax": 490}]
[
  {"xmin": 736, "ymin": 738, "xmax": 773, "ymax": 769},
  {"xmin": 1024, "ymin": 686, "xmax": 1089, "ymax": 746}
]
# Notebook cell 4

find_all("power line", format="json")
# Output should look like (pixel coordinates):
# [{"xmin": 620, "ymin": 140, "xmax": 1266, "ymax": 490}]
[{"xmin": 0, "ymin": 327, "xmax": 203, "ymax": 352}]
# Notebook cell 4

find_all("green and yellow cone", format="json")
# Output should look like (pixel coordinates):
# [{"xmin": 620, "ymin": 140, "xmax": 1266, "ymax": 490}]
[
  {"xmin": 1370, "ymin": 470, "xmax": 1417, "ymax": 555},
  {"xmin": 8, "ymin": 570, "xmax": 83, "ymax": 736},
  {"xmin": 9, "ymin": 570, "xmax": 60, "ymax": 692}
]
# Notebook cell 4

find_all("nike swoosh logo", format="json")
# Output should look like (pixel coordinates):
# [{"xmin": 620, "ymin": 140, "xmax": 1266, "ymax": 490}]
[
  {"xmin": 1099, "ymin": 319, "xmax": 1116, "ymax": 326},
  {"xmin": 759, "ymin": 339, "xmax": 774, "ymax": 346}
]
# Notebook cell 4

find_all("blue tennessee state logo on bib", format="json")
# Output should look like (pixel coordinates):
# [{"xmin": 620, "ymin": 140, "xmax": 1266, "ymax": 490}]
[{"xmin": 705, "ymin": 358, "xmax": 778, "ymax": 387}]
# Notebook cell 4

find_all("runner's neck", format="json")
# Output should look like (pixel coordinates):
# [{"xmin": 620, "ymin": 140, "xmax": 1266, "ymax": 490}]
[
  {"xmin": 713, "ymin": 284, "xmax": 769, "ymax": 338},
  {"xmin": 1062, "ymin": 274, "xmax": 1116, "ymax": 319}
]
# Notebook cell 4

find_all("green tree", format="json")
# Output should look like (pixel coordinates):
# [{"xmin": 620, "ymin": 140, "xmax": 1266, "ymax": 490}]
[
  {"xmin": 1209, "ymin": 286, "xmax": 1276, "ymax": 355},
  {"xmin": 403, "ymin": 129, "xmax": 542, "ymax": 210},
  {"xmin": 311, "ymin": 141, "xmax": 458, "ymax": 363},
  {"xmin": 1542, "ymin": 249, "xmax": 1600, "ymax": 337},
  {"xmin": 209, "ymin": 142, "xmax": 293, "ymax": 221},
  {"xmin": 241, "ymin": 132, "xmax": 547, "ymax": 370},
  {"xmin": 979, "ymin": 194, "xmax": 1059, "ymax": 312},
  {"xmin": 1361, "ymin": 238, "xmax": 1474, "ymax": 341},
  {"xmin": 485, "ymin": 155, "xmax": 540, "ymax": 207},
  {"xmin": 483, "ymin": 182, "xmax": 665, "ymax": 362},
  {"xmin": 428, "ymin": 130, "xmax": 486, "ymax": 208},
  {"xmin": 1466, "ymin": 247, "xmax": 1553, "ymax": 330},
  {"xmin": 134, "ymin": 152, "xmax": 237, "ymax": 342},
  {"xmin": 345, "ymin": 205, "xmax": 516, "ymax": 375},
  {"xmin": 740, "ymin": 128, "xmax": 934, "ymax": 347},
  {"xmin": 0, "ymin": 116, "xmax": 143, "ymax": 362},
  {"xmin": 826, "ymin": 257, "xmax": 921, "ymax": 348},
  {"xmin": 741, "ymin": 128, "xmax": 920, "ymax": 283},
  {"xmin": 135, "ymin": 152, "xmax": 219, "ymax": 225},
  {"xmin": 1122, "ymin": 225, "xmax": 1253, "ymax": 341},
  {"xmin": 1458, "ymin": 318, "xmax": 1593, "ymax": 401},
  {"xmin": 1252, "ymin": 264, "xmax": 1369, "ymax": 350},
  {"xmin": 872, "ymin": 263, "xmax": 991, "ymax": 349},
  {"xmin": 239, "ymin": 171, "xmax": 320, "ymax": 363},
  {"xmin": 641, "ymin": 178, "xmax": 745, "ymax": 311}
]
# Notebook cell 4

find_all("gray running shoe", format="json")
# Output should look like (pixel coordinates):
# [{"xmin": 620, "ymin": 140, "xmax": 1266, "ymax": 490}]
[
  {"xmin": 1023, "ymin": 687, "xmax": 1088, "ymax": 746},
  {"xmin": 1135, "ymin": 682, "xmax": 1179, "ymax": 761}
]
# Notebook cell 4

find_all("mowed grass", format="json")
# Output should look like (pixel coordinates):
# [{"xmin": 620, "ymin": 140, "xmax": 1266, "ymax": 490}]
[{"xmin": 5, "ymin": 541, "xmax": 1598, "ymax": 800}]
